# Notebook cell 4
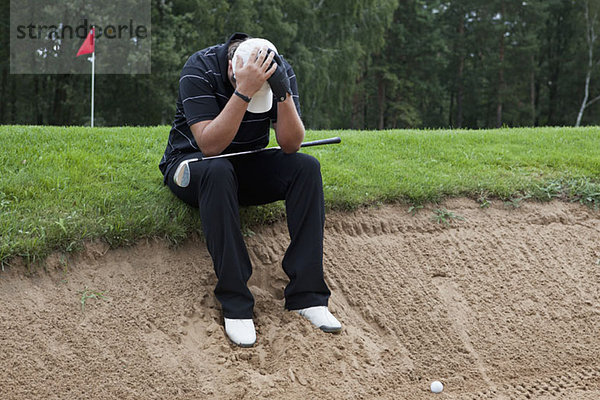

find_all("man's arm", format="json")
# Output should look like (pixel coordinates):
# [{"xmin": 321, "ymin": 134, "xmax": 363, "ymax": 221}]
[
  {"xmin": 189, "ymin": 95, "xmax": 248, "ymax": 157},
  {"xmin": 190, "ymin": 47, "xmax": 276, "ymax": 157},
  {"xmin": 273, "ymin": 95, "xmax": 305, "ymax": 153},
  {"xmin": 269, "ymin": 55, "xmax": 304, "ymax": 153}
]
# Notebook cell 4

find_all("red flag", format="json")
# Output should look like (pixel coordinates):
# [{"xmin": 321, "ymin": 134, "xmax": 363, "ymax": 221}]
[{"xmin": 76, "ymin": 28, "xmax": 95, "ymax": 56}]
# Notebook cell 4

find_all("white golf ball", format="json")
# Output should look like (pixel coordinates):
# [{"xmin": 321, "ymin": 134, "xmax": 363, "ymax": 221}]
[{"xmin": 430, "ymin": 380, "xmax": 444, "ymax": 393}]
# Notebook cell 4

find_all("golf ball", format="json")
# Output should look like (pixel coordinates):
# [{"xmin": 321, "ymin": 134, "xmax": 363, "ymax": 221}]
[{"xmin": 431, "ymin": 380, "xmax": 444, "ymax": 393}]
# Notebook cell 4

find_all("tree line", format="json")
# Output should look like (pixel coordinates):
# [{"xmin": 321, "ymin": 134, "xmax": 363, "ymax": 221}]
[{"xmin": 1, "ymin": 0, "xmax": 599, "ymax": 130}]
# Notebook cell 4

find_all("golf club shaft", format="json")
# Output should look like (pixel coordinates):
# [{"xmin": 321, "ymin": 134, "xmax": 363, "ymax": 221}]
[
  {"xmin": 197, "ymin": 136, "xmax": 341, "ymax": 162},
  {"xmin": 174, "ymin": 137, "xmax": 341, "ymax": 187}
]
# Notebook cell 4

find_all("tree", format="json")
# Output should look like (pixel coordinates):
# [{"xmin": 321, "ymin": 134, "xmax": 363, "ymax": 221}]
[
  {"xmin": 3, "ymin": 0, "xmax": 600, "ymax": 129},
  {"xmin": 576, "ymin": 0, "xmax": 600, "ymax": 126}
]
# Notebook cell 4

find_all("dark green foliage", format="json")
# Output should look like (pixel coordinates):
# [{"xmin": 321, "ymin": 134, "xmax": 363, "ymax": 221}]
[{"xmin": 1, "ymin": 1, "xmax": 599, "ymax": 128}]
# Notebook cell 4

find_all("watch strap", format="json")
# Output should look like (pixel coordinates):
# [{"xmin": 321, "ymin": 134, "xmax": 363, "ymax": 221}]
[{"xmin": 234, "ymin": 90, "xmax": 251, "ymax": 103}]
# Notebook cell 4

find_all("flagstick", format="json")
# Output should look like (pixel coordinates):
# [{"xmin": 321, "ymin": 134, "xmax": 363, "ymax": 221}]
[{"xmin": 91, "ymin": 50, "xmax": 95, "ymax": 128}]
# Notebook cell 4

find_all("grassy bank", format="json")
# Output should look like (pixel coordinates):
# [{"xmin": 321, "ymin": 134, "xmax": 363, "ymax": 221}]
[{"xmin": 1, "ymin": 125, "xmax": 599, "ymax": 266}]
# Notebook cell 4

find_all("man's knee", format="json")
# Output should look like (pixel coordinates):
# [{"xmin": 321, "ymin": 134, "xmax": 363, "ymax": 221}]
[
  {"xmin": 192, "ymin": 159, "xmax": 237, "ymax": 197},
  {"xmin": 289, "ymin": 153, "xmax": 321, "ymax": 176},
  {"xmin": 201, "ymin": 159, "xmax": 236, "ymax": 182}
]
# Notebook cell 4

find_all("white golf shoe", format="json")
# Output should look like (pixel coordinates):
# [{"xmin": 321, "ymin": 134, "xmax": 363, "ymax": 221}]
[
  {"xmin": 294, "ymin": 306, "xmax": 342, "ymax": 333},
  {"xmin": 224, "ymin": 318, "xmax": 256, "ymax": 347}
]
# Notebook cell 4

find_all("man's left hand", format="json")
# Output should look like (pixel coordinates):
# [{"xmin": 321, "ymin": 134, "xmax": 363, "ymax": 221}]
[{"xmin": 267, "ymin": 52, "xmax": 292, "ymax": 102}]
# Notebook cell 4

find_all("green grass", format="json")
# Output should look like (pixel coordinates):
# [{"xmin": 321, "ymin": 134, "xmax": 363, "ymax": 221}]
[
  {"xmin": 1, "ymin": 125, "xmax": 599, "ymax": 266},
  {"xmin": 80, "ymin": 287, "xmax": 107, "ymax": 312},
  {"xmin": 431, "ymin": 209, "xmax": 465, "ymax": 226}
]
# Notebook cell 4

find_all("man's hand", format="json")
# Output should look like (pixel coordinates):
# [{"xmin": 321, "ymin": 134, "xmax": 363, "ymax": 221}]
[
  {"xmin": 234, "ymin": 47, "xmax": 277, "ymax": 98},
  {"xmin": 267, "ymin": 52, "xmax": 292, "ymax": 102},
  {"xmin": 192, "ymin": 47, "xmax": 277, "ymax": 156}
]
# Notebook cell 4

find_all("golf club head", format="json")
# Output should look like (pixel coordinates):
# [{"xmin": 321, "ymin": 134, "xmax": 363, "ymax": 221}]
[{"xmin": 174, "ymin": 160, "xmax": 192, "ymax": 187}]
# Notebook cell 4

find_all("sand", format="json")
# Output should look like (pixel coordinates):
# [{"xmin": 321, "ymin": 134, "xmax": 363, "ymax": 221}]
[{"xmin": 1, "ymin": 198, "xmax": 599, "ymax": 399}]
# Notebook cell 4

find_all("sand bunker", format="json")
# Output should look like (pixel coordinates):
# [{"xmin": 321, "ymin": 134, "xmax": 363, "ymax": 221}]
[{"xmin": 1, "ymin": 198, "xmax": 599, "ymax": 399}]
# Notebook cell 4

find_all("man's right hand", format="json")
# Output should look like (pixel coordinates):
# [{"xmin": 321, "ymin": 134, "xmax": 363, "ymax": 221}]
[
  {"xmin": 234, "ymin": 47, "xmax": 277, "ymax": 98},
  {"xmin": 192, "ymin": 47, "xmax": 276, "ymax": 156}
]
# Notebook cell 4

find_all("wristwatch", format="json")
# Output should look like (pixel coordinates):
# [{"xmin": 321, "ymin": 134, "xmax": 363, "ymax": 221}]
[{"xmin": 234, "ymin": 90, "xmax": 251, "ymax": 103}]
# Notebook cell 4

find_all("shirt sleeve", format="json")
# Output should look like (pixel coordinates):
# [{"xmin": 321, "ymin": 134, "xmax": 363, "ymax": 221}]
[
  {"xmin": 179, "ymin": 71, "xmax": 220, "ymax": 126},
  {"xmin": 287, "ymin": 62, "xmax": 301, "ymax": 117},
  {"xmin": 271, "ymin": 58, "xmax": 301, "ymax": 123}
]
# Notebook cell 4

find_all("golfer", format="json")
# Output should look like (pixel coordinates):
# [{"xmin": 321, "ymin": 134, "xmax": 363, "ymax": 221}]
[{"xmin": 158, "ymin": 33, "xmax": 341, "ymax": 347}]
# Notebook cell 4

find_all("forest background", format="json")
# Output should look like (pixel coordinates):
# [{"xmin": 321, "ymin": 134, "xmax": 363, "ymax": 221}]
[{"xmin": 2, "ymin": 0, "xmax": 600, "ymax": 130}]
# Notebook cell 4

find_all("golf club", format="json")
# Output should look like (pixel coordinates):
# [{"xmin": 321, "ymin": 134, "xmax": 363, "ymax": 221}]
[{"xmin": 173, "ymin": 137, "xmax": 341, "ymax": 187}]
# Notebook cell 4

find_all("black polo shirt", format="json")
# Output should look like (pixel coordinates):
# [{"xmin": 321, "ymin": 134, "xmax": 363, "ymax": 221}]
[{"xmin": 159, "ymin": 33, "xmax": 301, "ymax": 182}]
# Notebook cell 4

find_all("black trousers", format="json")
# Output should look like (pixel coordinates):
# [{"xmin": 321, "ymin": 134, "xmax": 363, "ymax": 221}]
[{"xmin": 166, "ymin": 150, "xmax": 331, "ymax": 319}]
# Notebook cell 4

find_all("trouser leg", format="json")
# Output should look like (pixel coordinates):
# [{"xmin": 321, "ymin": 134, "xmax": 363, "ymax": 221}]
[
  {"xmin": 233, "ymin": 151, "xmax": 331, "ymax": 310},
  {"xmin": 167, "ymin": 156, "xmax": 254, "ymax": 319},
  {"xmin": 280, "ymin": 154, "xmax": 330, "ymax": 310}
]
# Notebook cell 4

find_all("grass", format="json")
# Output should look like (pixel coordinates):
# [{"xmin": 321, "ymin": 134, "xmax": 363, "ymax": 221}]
[
  {"xmin": 431, "ymin": 209, "xmax": 465, "ymax": 226},
  {"xmin": 1, "ymin": 125, "xmax": 600, "ymax": 265},
  {"xmin": 80, "ymin": 287, "xmax": 107, "ymax": 312}
]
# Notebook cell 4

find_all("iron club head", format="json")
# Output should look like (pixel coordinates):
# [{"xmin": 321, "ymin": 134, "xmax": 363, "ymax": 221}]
[{"xmin": 174, "ymin": 159, "xmax": 193, "ymax": 187}]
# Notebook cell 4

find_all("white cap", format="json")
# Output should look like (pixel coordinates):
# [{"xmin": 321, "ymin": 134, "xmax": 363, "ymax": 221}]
[{"xmin": 232, "ymin": 38, "xmax": 278, "ymax": 114}]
